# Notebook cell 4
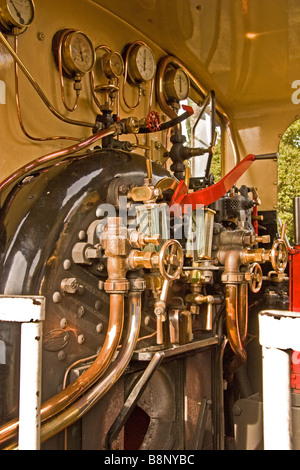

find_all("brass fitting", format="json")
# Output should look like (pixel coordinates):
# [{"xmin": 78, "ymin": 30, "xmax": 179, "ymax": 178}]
[
  {"xmin": 185, "ymin": 293, "xmax": 214, "ymax": 330},
  {"xmin": 242, "ymin": 248, "xmax": 271, "ymax": 264},
  {"xmin": 128, "ymin": 230, "xmax": 161, "ymax": 249},
  {"xmin": 100, "ymin": 217, "xmax": 131, "ymax": 293}
]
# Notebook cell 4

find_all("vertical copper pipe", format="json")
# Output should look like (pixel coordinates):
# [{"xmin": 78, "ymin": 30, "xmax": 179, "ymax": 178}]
[
  {"xmin": 225, "ymin": 284, "xmax": 246, "ymax": 362},
  {"xmin": 238, "ymin": 282, "xmax": 248, "ymax": 345},
  {"xmin": 0, "ymin": 293, "xmax": 124, "ymax": 446}
]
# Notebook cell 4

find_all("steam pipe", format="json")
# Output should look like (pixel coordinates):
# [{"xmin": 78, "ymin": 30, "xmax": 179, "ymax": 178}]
[
  {"xmin": 38, "ymin": 290, "xmax": 141, "ymax": 445},
  {"xmin": 225, "ymin": 284, "xmax": 247, "ymax": 362},
  {"xmin": 218, "ymin": 249, "xmax": 248, "ymax": 362},
  {"xmin": 0, "ymin": 292, "xmax": 124, "ymax": 446},
  {"xmin": 238, "ymin": 282, "xmax": 248, "ymax": 345},
  {"xmin": 0, "ymin": 126, "xmax": 116, "ymax": 192}
]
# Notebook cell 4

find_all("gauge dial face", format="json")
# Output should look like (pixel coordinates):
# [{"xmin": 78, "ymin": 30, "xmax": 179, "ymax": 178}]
[
  {"xmin": 0, "ymin": 0, "xmax": 35, "ymax": 29},
  {"xmin": 128, "ymin": 44, "xmax": 156, "ymax": 83},
  {"xmin": 102, "ymin": 51, "xmax": 124, "ymax": 78},
  {"xmin": 164, "ymin": 68, "xmax": 190, "ymax": 101},
  {"xmin": 63, "ymin": 31, "xmax": 95, "ymax": 76}
]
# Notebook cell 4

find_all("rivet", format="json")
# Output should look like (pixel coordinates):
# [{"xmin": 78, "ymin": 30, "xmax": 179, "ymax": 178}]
[
  {"xmin": 63, "ymin": 259, "xmax": 72, "ymax": 270},
  {"xmin": 77, "ymin": 334, "xmax": 85, "ymax": 344},
  {"xmin": 78, "ymin": 230, "xmax": 86, "ymax": 240},
  {"xmin": 57, "ymin": 350, "xmax": 65, "ymax": 361},
  {"xmin": 96, "ymin": 323, "xmax": 103, "ymax": 333},
  {"xmin": 60, "ymin": 318, "xmax": 67, "ymax": 329},
  {"xmin": 52, "ymin": 291, "xmax": 62, "ymax": 303},
  {"xmin": 77, "ymin": 306, "xmax": 85, "ymax": 317}
]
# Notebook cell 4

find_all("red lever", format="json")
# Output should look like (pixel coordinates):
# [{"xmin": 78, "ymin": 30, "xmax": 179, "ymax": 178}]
[{"xmin": 170, "ymin": 154, "xmax": 256, "ymax": 212}]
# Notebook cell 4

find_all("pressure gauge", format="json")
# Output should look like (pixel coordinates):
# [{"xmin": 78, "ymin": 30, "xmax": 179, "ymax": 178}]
[
  {"xmin": 0, "ymin": 0, "xmax": 35, "ymax": 32},
  {"xmin": 102, "ymin": 51, "xmax": 124, "ymax": 79},
  {"xmin": 163, "ymin": 68, "xmax": 190, "ymax": 102},
  {"xmin": 57, "ymin": 30, "xmax": 96, "ymax": 78},
  {"xmin": 127, "ymin": 43, "xmax": 156, "ymax": 83}
]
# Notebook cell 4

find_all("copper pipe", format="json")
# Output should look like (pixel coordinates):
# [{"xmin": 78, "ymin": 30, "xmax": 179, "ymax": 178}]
[
  {"xmin": 0, "ymin": 31, "xmax": 94, "ymax": 128},
  {"xmin": 89, "ymin": 44, "xmax": 113, "ymax": 111},
  {"xmin": 0, "ymin": 125, "xmax": 116, "ymax": 192},
  {"xmin": 155, "ymin": 55, "xmax": 239, "ymax": 164},
  {"xmin": 0, "ymin": 292, "xmax": 124, "ymax": 446},
  {"xmin": 14, "ymin": 36, "xmax": 79, "ymax": 143},
  {"xmin": 238, "ymin": 282, "xmax": 248, "ymax": 345},
  {"xmin": 38, "ymin": 290, "xmax": 141, "ymax": 445},
  {"xmin": 57, "ymin": 29, "xmax": 81, "ymax": 113},
  {"xmin": 225, "ymin": 284, "xmax": 246, "ymax": 362},
  {"xmin": 122, "ymin": 40, "xmax": 148, "ymax": 110}
]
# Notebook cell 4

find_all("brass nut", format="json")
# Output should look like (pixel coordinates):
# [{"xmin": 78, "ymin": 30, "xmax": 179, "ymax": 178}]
[
  {"xmin": 72, "ymin": 242, "xmax": 93, "ymax": 265},
  {"xmin": 104, "ymin": 279, "xmax": 129, "ymax": 293}
]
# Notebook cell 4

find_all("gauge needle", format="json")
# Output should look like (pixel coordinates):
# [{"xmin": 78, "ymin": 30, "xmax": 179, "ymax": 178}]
[{"xmin": 9, "ymin": 0, "xmax": 25, "ymax": 24}]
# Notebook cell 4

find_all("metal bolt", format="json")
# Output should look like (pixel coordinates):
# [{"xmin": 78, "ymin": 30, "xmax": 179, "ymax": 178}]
[
  {"xmin": 96, "ymin": 323, "xmax": 103, "ymax": 333},
  {"xmin": 61, "ymin": 278, "xmax": 79, "ymax": 294},
  {"xmin": 232, "ymin": 404, "xmax": 242, "ymax": 416}
]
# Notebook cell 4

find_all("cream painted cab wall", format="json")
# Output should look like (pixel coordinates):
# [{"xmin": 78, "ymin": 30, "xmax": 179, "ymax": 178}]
[{"xmin": 0, "ymin": 0, "xmax": 168, "ymax": 183}]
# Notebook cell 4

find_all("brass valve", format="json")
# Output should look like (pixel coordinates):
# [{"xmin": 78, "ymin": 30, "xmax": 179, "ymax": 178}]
[
  {"xmin": 128, "ymin": 239, "xmax": 184, "ymax": 281},
  {"xmin": 185, "ymin": 293, "xmax": 214, "ymax": 330},
  {"xmin": 245, "ymin": 262, "xmax": 263, "ymax": 293}
]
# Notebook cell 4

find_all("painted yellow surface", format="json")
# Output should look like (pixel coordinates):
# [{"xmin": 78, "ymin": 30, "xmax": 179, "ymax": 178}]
[{"xmin": 1, "ymin": 0, "xmax": 299, "ymax": 209}]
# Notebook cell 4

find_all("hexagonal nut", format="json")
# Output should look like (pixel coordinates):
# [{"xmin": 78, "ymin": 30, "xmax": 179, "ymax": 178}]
[
  {"xmin": 72, "ymin": 242, "xmax": 93, "ymax": 265},
  {"xmin": 104, "ymin": 279, "xmax": 129, "ymax": 293}
]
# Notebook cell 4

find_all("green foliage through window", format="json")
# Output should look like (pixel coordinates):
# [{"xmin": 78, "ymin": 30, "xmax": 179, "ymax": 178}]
[{"xmin": 278, "ymin": 119, "xmax": 300, "ymax": 244}]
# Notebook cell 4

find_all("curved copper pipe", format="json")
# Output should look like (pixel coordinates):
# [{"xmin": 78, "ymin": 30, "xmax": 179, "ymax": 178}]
[
  {"xmin": 38, "ymin": 290, "xmax": 141, "ymax": 445},
  {"xmin": 225, "ymin": 284, "xmax": 247, "ymax": 362},
  {"xmin": 0, "ymin": 125, "xmax": 116, "ymax": 192},
  {"xmin": 0, "ymin": 31, "xmax": 94, "ymax": 129},
  {"xmin": 155, "ymin": 55, "xmax": 239, "ymax": 164},
  {"xmin": 0, "ymin": 293, "xmax": 124, "ymax": 446},
  {"xmin": 14, "ymin": 36, "xmax": 80, "ymax": 143},
  {"xmin": 57, "ymin": 29, "xmax": 81, "ymax": 113},
  {"xmin": 219, "ymin": 249, "xmax": 248, "ymax": 362}
]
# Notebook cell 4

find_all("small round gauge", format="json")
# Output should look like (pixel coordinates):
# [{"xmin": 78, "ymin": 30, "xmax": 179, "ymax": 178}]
[
  {"xmin": 163, "ymin": 68, "xmax": 190, "ymax": 102},
  {"xmin": 61, "ymin": 30, "xmax": 96, "ymax": 77},
  {"xmin": 0, "ymin": 0, "xmax": 35, "ymax": 31},
  {"xmin": 102, "ymin": 51, "xmax": 124, "ymax": 79},
  {"xmin": 127, "ymin": 43, "xmax": 156, "ymax": 83}
]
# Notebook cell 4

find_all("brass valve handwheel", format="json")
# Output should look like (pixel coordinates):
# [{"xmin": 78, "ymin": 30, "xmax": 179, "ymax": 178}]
[
  {"xmin": 248, "ymin": 262, "xmax": 263, "ymax": 293},
  {"xmin": 271, "ymin": 239, "xmax": 288, "ymax": 273},
  {"xmin": 158, "ymin": 239, "xmax": 184, "ymax": 281}
]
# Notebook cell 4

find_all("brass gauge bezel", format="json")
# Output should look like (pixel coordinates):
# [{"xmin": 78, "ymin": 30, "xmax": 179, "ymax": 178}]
[
  {"xmin": 58, "ymin": 30, "xmax": 96, "ymax": 79},
  {"xmin": 163, "ymin": 67, "xmax": 190, "ymax": 102},
  {"xmin": 127, "ymin": 43, "xmax": 156, "ymax": 84},
  {"xmin": 0, "ymin": 0, "xmax": 35, "ymax": 33},
  {"xmin": 102, "ymin": 51, "xmax": 124, "ymax": 79}
]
